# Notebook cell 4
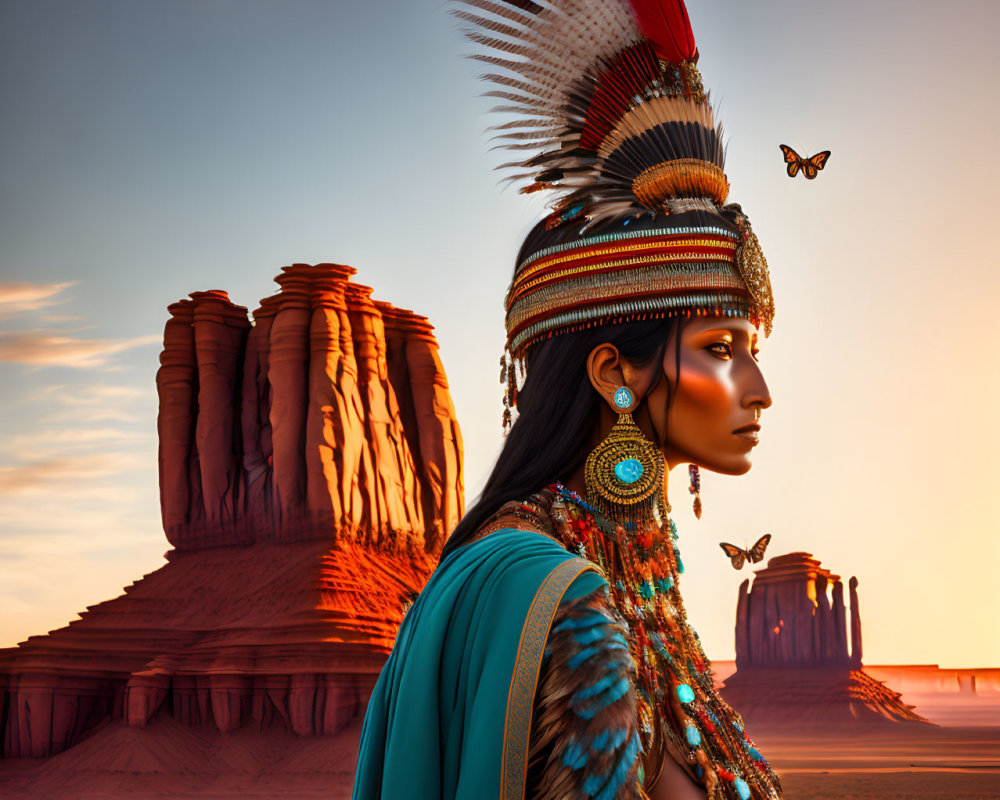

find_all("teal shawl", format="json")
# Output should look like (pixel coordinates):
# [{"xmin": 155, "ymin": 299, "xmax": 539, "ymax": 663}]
[{"xmin": 353, "ymin": 528, "xmax": 606, "ymax": 800}]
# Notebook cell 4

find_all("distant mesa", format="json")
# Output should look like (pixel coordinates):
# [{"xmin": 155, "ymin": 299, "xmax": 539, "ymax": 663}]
[
  {"xmin": 158, "ymin": 264, "xmax": 462, "ymax": 552},
  {"xmin": 720, "ymin": 551, "xmax": 930, "ymax": 726},
  {"xmin": 0, "ymin": 264, "xmax": 464, "ymax": 771}
]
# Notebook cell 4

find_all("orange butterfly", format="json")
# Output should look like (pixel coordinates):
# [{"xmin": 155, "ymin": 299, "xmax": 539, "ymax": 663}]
[
  {"xmin": 779, "ymin": 144, "xmax": 831, "ymax": 179},
  {"xmin": 719, "ymin": 534, "xmax": 771, "ymax": 570}
]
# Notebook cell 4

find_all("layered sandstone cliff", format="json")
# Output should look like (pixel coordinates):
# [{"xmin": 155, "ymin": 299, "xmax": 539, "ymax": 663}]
[
  {"xmin": 0, "ymin": 264, "xmax": 463, "ymax": 761},
  {"xmin": 157, "ymin": 265, "xmax": 461, "ymax": 552},
  {"xmin": 721, "ymin": 552, "xmax": 928, "ymax": 726}
]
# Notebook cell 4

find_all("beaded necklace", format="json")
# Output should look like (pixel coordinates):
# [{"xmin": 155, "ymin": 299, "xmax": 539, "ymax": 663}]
[{"xmin": 516, "ymin": 484, "xmax": 782, "ymax": 800}]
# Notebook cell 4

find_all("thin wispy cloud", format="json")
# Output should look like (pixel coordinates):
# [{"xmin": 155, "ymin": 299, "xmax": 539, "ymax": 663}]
[
  {"xmin": 0, "ymin": 452, "xmax": 145, "ymax": 494},
  {"xmin": 0, "ymin": 485, "xmax": 157, "ymax": 537},
  {"xmin": 38, "ymin": 384, "xmax": 148, "ymax": 405},
  {"xmin": 0, "ymin": 282, "xmax": 77, "ymax": 316},
  {"xmin": 31, "ymin": 383, "xmax": 152, "ymax": 423},
  {"xmin": 41, "ymin": 314, "xmax": 84, "ymax": 323},
  {"xmin": 40, "ymin": 407, "xmax": 141, "ymax": 424},
  {"xmin": 4, "ymin": 428, "xmax": 145, "ymax": 460},
  {"xmin": 0, "ymin": 330, "xmax": 160, "ymax": 368}
]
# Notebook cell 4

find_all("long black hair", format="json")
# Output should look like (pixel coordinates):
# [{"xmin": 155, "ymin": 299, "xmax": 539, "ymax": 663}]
[{"xmin": 441, "ymin": 316, "xmax": 681, "ymax": 558}]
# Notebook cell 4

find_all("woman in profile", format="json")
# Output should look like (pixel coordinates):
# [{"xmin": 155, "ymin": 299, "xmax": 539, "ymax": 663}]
[{"xmin": 353, "ymin": 0, "xmax": 783, "ymax": 798}]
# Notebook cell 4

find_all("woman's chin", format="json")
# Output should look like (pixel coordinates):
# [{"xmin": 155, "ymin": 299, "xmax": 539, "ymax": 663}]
[{"xmin": 695, "ymin": 455, "xmax": 753, "ymax": 476}]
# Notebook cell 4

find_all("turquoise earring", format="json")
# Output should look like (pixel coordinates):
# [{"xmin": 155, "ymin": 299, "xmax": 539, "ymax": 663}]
[{"xmin": 584, "ymin": 386, "xmax": 665, "ymax": 526}]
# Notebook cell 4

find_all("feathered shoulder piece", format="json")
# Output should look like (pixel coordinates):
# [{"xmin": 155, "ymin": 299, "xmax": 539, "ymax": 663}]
[
  {"xmin": 528, "ymin": 585, "xmax": 646, "ymax": 798},
  {"xmin": 453, "ymin": 0, "xmax": 726, "ymax": 223}
]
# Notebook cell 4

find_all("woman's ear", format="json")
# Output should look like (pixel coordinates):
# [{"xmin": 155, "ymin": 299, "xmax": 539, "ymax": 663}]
[
  {"xmin": 587, "ymin": 342, "xmax": 665, "ymax": 413},
  {"xmin": 586, "ymin": 344, "xmax": 628, "ymax": 409},
  {"xmin": 587, "ymin": 342, "xmax": 663, "ymax": 413}
]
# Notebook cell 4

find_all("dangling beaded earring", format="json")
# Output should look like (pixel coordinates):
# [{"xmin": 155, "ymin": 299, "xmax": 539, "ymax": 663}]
[
  {"xmin": 688, "ymin": 464, "xmax": 702, "ymax": 519},
  {"xmin": 584, "ymin": 386, "xmax": 666, "ymax": 527},
  {"xmin": 500, "ymin": 350, "xmax": 520, "ymax": 433}
]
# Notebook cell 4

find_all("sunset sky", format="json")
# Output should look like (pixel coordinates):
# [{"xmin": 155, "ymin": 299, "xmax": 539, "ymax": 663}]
[{"xmin": 1, "ymin": 0, "xmax": 998, "ymax": 667}]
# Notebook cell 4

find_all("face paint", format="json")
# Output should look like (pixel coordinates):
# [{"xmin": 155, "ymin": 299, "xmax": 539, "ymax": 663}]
[{"xmin": 645, "ymin": 317, "xmax": 771, "ymax": 476}]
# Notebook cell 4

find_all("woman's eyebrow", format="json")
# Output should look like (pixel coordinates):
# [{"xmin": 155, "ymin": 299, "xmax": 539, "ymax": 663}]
[{"xmin": 690, "ymin": 327, "xmax": 736, "ymax": 338}]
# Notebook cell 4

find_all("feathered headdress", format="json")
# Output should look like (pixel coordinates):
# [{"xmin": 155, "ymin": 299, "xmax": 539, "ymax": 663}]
[
  {"xmin": 455, "ymin": 0, "xmax": 774, "ymax": 418},
  {"xmin": 456, "ymin": 0, "xmax": 720, "ymax": 218}
]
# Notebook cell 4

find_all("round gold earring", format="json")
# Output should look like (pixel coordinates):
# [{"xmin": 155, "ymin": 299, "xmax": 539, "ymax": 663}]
[{"xmin": 585, "ymin": 386, "xmax": 666, "ymax": 526}]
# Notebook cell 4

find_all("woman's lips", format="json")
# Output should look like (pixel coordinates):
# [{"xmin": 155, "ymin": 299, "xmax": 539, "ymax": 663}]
[{"xmin": 733, "ymin": 423, "xmax": 760, "ymax": 444}]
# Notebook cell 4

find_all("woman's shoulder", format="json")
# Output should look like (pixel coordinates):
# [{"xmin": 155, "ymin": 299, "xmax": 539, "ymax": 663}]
[
  {"xmin": 356, "ymin": 501, "xmax": 607, "ymax": 800},
  {"xmin": 434, "ymin": 497, "xmax": 607, "ymax": 608},
  {"xmin": 468, "ymin": 495, "xmax": 560, "ymax": 545},
  {"xmin": 443, "ymin": 524, "xmax": 582, "ymax": 583}
]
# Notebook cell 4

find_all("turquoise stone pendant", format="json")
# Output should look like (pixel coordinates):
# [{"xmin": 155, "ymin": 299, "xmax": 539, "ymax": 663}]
[{"xmin": 614, "ymin": 458, "xmax": 643, "ymax": 484}]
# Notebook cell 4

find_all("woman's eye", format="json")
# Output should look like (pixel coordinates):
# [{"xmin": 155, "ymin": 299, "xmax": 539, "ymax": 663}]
[{"xmin": 707, "ymin": 342, "xmax": 732, "ymax": 358}]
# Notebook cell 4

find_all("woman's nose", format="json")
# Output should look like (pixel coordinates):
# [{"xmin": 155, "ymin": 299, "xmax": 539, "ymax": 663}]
[{"xmin": 743, "ymin": 361, "xmax": 772, "ymax": 410}]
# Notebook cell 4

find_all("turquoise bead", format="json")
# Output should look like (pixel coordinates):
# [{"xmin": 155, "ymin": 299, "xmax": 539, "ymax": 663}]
[
  {"xmin": 614, "ymin": 458, "xmax": 643, "ymax": 484},
  {"xmin": 677, "ymin": 683, "xmax": 695, "ymax": 704},
  {"xmin": 735, "ymin": 779, "xmax": 750, "ymax": 800},
  {"xmin": 685, "ymin": 725, "xmax": 701, "ymax": 747},
  {"xmin": 613, "ymin": 386, "xmax": 633, "ymax": 409}
]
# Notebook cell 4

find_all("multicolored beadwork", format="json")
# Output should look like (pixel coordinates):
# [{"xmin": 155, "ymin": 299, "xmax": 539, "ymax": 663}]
[
  {"xmin": 538, "ymin": 484, "xmax": 782, "ymax": 800},
  {"xmin": 505, "ymin": 226, "xmax": 758, "ymax": 358}
]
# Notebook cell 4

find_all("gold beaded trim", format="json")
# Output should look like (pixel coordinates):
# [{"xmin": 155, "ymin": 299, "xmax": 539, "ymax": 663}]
[{"xmin": 508, "ymin": 293, "xmax": 751, "ymax": 357}]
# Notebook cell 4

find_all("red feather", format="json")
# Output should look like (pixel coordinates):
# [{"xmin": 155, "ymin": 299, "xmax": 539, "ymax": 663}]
[
  {"xmin": 628, "ymin": 0, "xmax": 697, "ymax": 63},
  {"xmin": 580, "ymin": 42, "xmax": 661, "ymax": 151}
]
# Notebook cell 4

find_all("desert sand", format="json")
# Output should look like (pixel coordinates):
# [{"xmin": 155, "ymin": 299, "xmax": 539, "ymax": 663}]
[
  {"xmin": 756, "ymin": 723, "xmax": 1000, "ymax": 800},
  {"xmin": 1, "ymin": 705, "xmax": 997, "ymax": 799}
]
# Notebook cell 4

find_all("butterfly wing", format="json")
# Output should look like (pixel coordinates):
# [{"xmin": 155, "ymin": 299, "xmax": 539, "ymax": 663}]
[
  {"xmin": 778, "ymin": 144, "xmax": 800, "ymax": 163},
  {"xmin": 719, "ymin": 542, "xmax": 747, "ymax": 570},
  {"xmin": 748, "ymin": 533, "xmax": 771, "ymax": 563},
  {"xmin": 779, "ymin": 144, "xmax": 802, "ymax": 178},
  {"xmin": 810, "ymin": 150, "xmax": 831, "ymax": 169},
  {"xmin": 802, "ymin": 150, "xmax": 831, "ymax": 179}
]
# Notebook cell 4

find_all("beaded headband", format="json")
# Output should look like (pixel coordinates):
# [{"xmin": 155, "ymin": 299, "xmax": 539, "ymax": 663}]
[{"xmin": 507, "ymin": 224, "xmax": 746, "ymax": 355}]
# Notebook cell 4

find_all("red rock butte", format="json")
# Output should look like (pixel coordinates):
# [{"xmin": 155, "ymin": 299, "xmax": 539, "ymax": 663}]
[
  {"xmin": 720, "ymin": 552, "xmax": 929, "ymax": 726},
  {"xmin": 0, "ymin": 264, "xmax": 464, "ymax": 761}
]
